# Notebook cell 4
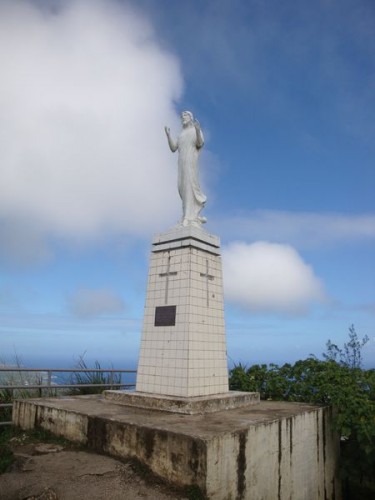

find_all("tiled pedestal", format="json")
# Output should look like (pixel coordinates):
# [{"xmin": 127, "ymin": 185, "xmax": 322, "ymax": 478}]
[{"xmin": 135, "ymin": 226, "xmax": 229, "ymax": 397}]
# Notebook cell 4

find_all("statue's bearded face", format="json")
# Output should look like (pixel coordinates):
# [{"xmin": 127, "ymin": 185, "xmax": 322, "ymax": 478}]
[{"xmin": 181, "ymin": 111, "xmax": 193, "ymax": 125}]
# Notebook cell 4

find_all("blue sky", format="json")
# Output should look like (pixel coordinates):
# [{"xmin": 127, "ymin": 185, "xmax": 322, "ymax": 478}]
[{"xmin": 0, "ymin": 0, "xmax": 374, "ymax": 369}]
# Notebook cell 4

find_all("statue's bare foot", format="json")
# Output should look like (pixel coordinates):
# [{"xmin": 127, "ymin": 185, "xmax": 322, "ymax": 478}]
[{"xmin": 180, "ymin": 217, "xmax": 207, "ymax": 227}]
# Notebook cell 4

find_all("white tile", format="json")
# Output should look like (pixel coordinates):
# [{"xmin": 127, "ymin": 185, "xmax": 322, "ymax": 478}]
[{"xmin": 136, "ymin": 232, "xmax": 229, "ymax": 396}]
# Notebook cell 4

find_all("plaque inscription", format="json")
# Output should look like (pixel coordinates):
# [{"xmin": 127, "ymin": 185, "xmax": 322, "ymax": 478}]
[{"xmin": 154, "ymin": 305, "xmax": 176, "ymax": 327}]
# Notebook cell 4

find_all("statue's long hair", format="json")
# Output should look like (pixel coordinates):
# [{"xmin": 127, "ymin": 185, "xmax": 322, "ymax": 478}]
[{"xmin": 182, "ymin": 110, "xmax": 193, "ymax": 121}]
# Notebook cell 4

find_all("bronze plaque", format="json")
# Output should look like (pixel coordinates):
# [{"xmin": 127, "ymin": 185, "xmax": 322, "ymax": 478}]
[{"xmin": 154, "ymin": 305, "xmax": 176, "ymax": 327}]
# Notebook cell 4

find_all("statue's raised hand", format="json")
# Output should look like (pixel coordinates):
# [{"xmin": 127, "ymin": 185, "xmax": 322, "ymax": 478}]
[{"xmin": 165, "ymin": 126, "xmax": 177, "ymax": 152}]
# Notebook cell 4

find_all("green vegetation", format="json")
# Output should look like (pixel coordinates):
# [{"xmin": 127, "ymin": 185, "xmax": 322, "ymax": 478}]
[
  {"xmin": 0, "ymin": 427, "xmax": 15, "ymax": 473},
  {"xmin": 68, "ymin": 355, "xmax": 122, "ymax": 395},
  {"xmin": 0, "ymin": 388, "xmax": 13, "ymax": 424},
  {"xmin": 229, "ymin": 326, "xmax": 375, "ymax": 499}
]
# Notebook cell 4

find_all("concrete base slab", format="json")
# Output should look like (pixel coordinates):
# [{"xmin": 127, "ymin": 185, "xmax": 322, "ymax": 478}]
[
  {"xmin": 103, "ymin": 390, "xmax": 260, "ymax": 414},
  {"xmin": 13, "ymin": 396, "xmax": 341, "ymax": 500}
]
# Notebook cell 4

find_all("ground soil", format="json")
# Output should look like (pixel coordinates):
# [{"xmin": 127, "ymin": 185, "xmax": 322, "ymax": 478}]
[{"xmin": 0, "ymin": 437, "xmax": 189, "ymax": 500}]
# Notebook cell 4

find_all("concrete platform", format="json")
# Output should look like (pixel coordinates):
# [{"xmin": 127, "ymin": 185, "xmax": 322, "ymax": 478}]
[
  {"xmin": 103, "ymin": 390, "xmax": 260, "ymax": 414},
  {"xmin": 13, "ymin": 395, "xmax": 340, "ymax": 499}
]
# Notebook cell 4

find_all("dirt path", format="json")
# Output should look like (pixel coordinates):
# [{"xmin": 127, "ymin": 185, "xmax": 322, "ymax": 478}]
[{"xmin": 0, "ymin": 440, "xmax": 189, "ymax": 500}]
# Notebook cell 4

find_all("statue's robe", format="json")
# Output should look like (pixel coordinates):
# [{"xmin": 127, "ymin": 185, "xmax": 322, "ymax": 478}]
[{"xmin": 177, "ymin": 126, "xmax": 206, "ymax": 224}]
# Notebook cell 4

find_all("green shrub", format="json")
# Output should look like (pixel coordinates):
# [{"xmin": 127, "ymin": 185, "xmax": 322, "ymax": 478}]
[{"xmin": 0, "ymin": 429, "xmax": 15, "ymax": 473}]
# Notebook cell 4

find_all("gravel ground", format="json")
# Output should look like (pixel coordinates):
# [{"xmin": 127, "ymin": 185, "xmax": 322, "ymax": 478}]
[{"xmin": 0, "ymin": 438, "xmax": 190, "ymax": 500}]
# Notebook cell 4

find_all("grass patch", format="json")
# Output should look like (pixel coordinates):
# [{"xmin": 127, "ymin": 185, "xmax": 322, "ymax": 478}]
[
  {"xmin": 0, "ymin": 443, "xmax": 14, "ymax": 474},
  {"xmin": 184, "ymin": 484, "xmax": 207, "ymax": 500},
  {"xmin": 68, "ymin": 356, "xmax": 122, "ymax": 395},
  {"xmin": 0, "ymin": 427, "xmax": 16, "ymax": 473}
]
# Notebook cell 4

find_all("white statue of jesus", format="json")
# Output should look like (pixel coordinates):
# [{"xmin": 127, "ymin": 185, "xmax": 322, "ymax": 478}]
[{"xmin": 165, "ymin": 111, "xmax": 207, "ymax": 227}]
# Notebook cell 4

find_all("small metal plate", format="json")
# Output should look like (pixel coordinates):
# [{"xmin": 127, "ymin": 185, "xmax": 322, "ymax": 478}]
[{"xmin": 154, "ymin": 305, "xmax": 176, "ymax": 327}]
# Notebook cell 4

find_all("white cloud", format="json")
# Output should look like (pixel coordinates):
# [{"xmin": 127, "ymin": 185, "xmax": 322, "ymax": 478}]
[
  {"xmin": 0, "ymin": 217, "xmax": 51, "ymax": 267},
  {"xmin": 213, "ymin": 211, "xmax": 375, "ymax": 249},
  {"xmin": 222, "ymin": 241, "xmax": 326, "ymax": 314},
  {"xmin": 0, "ymin": 0, "xmax": 183, "ymax": 264},
  {"xmin": 68, "ymin": 287, "xmax": 125, "ymax": 318}
]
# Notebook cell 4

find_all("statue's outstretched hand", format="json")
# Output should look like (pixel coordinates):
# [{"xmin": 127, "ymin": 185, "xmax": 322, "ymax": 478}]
[
  {"xmin": 164, "ymin": 126, "xmax": 170, "ymax": 136},
  {"xmin": 194, "ymin": 119, "xmax": 204, "ymax": 148}
]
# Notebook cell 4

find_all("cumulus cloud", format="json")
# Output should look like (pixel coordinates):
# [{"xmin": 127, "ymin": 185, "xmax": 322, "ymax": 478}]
[
  {"xmin": 213, "ymin": 211, "xmax": 375, "ymax": 249},
  {"xmin": 0, "ymin": 0, "xmax": 183, "ymax": 264},
  {"xmin": 68, "ymin": 287, "xmax": 125, "ymax": 318},
  {"xmin": 222, "ymin": 241, "xmax": 326, "ymax": 314}
]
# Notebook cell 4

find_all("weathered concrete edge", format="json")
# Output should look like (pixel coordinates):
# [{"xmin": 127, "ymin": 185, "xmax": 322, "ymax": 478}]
[
  {"xmin": 204, "ymin": 405, "xmax": 341, "ymax": 500},
  {"xmin": 12, "ymin": 399, "xmax": 341, "ymax": 499},
  {"xmin": 103, "ymin": 390, "xmax": 260, "ymax": 414},
  {"xmin": 13, "ymin": 398, "xmax": 88, "ymax": 443},
  {"xmin": 12, "ymin": 398, "xmax": 209, "ymax": 492}
]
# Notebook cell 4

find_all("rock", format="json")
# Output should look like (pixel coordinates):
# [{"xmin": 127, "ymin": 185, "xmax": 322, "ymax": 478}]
[{"xmin": 34, "ymin": 444, "xmax": 64, "ymax": 454}]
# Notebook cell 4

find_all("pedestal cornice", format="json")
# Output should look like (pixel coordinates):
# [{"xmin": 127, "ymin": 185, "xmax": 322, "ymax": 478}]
[{"xmin": 152, "ymin": 226, "xmax": 220, "ymax": 255}]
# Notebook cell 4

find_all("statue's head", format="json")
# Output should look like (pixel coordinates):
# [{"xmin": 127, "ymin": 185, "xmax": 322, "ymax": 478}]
[{"xmin": 181, "ymin": 111, "xmax": 193, "ymax": 126}]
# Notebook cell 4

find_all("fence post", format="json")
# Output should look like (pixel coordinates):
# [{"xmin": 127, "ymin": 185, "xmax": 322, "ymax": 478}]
[{"xmin": 47, "ymin": 370, "xmax": 52, "ymax": 396}]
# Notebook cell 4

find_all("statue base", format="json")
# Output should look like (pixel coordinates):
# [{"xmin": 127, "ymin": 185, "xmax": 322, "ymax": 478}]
[
  {"xmin": 103, "ymin": 390, "xmax": 259, "ymax": 415},
  {"xmin": 135, "ymin": 225, "xmax": 229, "ymax": 398}
]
